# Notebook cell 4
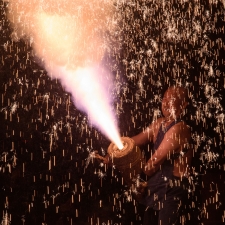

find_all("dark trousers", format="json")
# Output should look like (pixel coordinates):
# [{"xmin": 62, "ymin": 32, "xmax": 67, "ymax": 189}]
[{"xmin": 143, "ymin": 185, "xmax": 186, "ymax": 225}]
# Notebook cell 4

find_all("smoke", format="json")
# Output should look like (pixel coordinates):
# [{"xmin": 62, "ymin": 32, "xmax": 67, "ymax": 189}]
[
  {"xmin": 5, "ymin": 0, "xmax": 123, "ymax": 149},
  {"xmin": 6, "ymin": 0, "xmax": 114, "ymax": 67}
]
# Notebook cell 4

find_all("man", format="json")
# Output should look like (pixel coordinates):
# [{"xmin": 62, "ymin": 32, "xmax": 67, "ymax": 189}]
[
  {"xmin": 132, "ymin": 86, "xmax": 192, "ymax": 225},
  {"xmin": 95, "ymin": 86, "xmax": 192, "ymax": 224}
]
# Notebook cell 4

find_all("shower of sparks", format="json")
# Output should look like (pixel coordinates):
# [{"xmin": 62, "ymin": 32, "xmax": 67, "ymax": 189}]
[
  {"xmin": 0, "ymin": 0, "xmax": 225, "ymax": 224},
  {"xmin": 4, "ymin": 0, "xmax": 123, "ymax": 149}
]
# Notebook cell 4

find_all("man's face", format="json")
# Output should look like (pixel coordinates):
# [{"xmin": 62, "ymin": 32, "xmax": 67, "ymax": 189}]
[{"xmin": 161, "ymin": 89, "xmax": 183, "ymax": 119}]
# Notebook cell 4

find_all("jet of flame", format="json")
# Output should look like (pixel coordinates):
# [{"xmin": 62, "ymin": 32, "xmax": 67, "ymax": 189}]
[{"xmin": 5, "ymin": 0, "xmax": 123, "ymax": 149}]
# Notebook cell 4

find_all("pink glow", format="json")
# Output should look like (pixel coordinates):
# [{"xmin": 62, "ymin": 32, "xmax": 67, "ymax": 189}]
[
  {"xmin": 6, "ymin": 0, "xmax": 123, "ymax": 149},
  {"xmin": 59, "ymin": 66, "xmax": 123, "ymax": 150}
]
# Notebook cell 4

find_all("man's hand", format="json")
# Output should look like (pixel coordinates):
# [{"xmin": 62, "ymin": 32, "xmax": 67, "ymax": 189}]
[
  {"xmin": 132, "ymin": 181, "xmax": 148, "ymax": 202},
  {"xmin": 94, "ymin": 151, "xmax": 111, "ymax": 164}
]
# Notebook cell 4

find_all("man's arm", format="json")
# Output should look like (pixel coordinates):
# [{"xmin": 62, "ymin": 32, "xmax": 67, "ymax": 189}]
[
  {"xmin": 144, "ymin": 122, "xmax": 191, "ymax": 176},
  {"xmin": 131, "ymin": 118, "xmax": 162, "ymax": 146}
]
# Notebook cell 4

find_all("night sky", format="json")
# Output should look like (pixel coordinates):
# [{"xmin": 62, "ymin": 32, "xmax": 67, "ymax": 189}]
[{"xmin": 0, "ymin": 0, "xmax": 225, "ymax": 224}]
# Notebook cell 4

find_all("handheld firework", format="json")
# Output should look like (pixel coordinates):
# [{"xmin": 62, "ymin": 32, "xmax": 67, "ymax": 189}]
[{"xmin": 107, "ymin": 137, "xmax": 143, "ymax": 186}]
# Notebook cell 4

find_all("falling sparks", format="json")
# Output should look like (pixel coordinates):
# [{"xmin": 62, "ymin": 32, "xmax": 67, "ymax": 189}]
[
  {"xmin": 0, "ymin": 0, "xmax": 225, "ymax": 224},
  {"xmin": 4, "ymin": 0, "xmax": 124, "ymax": 149},
  {"xmin": 1, "ymin": 211, "xmax": 10, "ymax": 225}
]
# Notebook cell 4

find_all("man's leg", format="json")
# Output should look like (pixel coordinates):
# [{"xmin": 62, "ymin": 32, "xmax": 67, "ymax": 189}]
[
  {"xmin": 158, "ymin": 185, "xmax": 187, "ymax": 225},
  {"xmin": 158, "ymin": 198, "xmax": 181, "ymax": 225},
  {"xmin": 143, "ymin": 207, "xmax": 158, "ymax": 225}
]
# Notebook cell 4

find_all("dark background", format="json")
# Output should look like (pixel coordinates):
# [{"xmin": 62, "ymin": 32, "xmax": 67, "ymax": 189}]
[{"xmin": 0, "ymin": 0, "xmax": 225, "ymax": 224}]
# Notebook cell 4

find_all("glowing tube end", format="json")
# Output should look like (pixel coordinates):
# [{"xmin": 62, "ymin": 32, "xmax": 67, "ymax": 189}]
[
  {"xmin": 117, "ymin": 143, "xmax": 124, "ymax": 150},
  {"xmin": 114, "ymin": 137, "xmax": 124, "ymax": 150}
]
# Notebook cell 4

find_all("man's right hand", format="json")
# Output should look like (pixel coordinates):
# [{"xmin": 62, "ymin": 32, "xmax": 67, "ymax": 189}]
[{"xmin": 94, "ymin": 151, "xmax": 111, "ymax": 164}]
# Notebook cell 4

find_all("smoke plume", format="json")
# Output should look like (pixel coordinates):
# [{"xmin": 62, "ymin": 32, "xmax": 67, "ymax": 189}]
[{"xmin": 5, "ymin": 0, "xmax": 123, "ymax": 149}]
